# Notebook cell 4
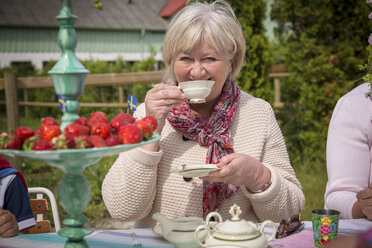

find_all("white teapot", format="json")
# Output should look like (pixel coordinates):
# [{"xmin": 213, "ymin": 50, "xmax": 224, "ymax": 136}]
[{"xmin": 194, "ymin": 204, "xmax": 276, "ymax": 248}]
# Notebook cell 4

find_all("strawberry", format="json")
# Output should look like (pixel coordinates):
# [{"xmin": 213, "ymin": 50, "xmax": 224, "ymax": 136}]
[
  {"xmin": 109, "ymin": 113, "xmax": 135, "ymax": 131},
  {"xmin": 90, "ymin": 122, "xmax": 110, "ymax": 139},
  {"xmin": 14, "ymin": 126, "xmax": 34, "ymax": 143},
  {"xmin": 74, "ymin": 135, "xmax": 93, "ymax": 149},
  {"xmin": 88, "ymin": 135, "xmax": 106, "ymax": 148},
  {"xmin": 41, "ymin": 117, "xmax": 58, "ymax": 126},
  {"xmin": 33, "ymin": 129, "xmax": 42, "ymax": 139},
  {"xmin": 0, "ymin": 132, "xmax": 21, "ymax": 150},
  {"xmin": 74, "ymin": 117, "xmax": 89, "ymax": 127},
  {"xmin": 64, "ymin": 123, "xmax": 90, "ymax": 137},
  {"xmin": 52, "ymin": 133, "xmax": 75, "ymax": 149},
  {"xmin": 136, "ymin": 119, "xmax": 153, "ymax": 140},
  {"xmin": 32, "ymin": 139, "xmax": 54, "ymax": 151},
  {"xmin": 90, "ymin": 115, "xmax": 108, "ymax": 125},
  {"xmin": 142, "ymin": 116, "xmax": 157, "ymax": 132},
  {"xmin": 119, "ymin": 124, "xmax": 143, "ymax": 144},
  {"xmin": 89, "ymin": 112, "xmax": 107, "ymax": 122},
  {"xmin": 23, "ymin": 136, "xmax": 53, "ymax": 151},
  {"xmin": 105, "ymin": 134, "xmax": 121, "ymax": 146},
  {"xmin": 40, "ymin": 124, "xmax": 61, "ymax": 141}
]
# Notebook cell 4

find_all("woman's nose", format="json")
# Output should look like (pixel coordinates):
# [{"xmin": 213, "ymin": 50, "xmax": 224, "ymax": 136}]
[{"xmin": 190, "ymin": 61, "xmax": 206, "ymax": 79}]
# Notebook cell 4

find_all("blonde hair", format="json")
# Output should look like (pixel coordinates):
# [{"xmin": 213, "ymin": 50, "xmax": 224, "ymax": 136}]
[{"xmin": 162, "ymin": 0, "xmax": 246, "ymax": 82}]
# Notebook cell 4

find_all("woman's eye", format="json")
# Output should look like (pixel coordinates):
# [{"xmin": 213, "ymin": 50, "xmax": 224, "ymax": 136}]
[
  {"xmin": 204, "ymin": 57, "xmax": 216, "ymax": 62},
  {"xmin": 179, "ymin": 57, "xmax": 191, "ymax": 61}
]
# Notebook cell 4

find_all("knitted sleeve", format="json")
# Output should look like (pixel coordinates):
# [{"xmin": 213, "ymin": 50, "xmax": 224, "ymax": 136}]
[
  {"xmin": 242, "ymin": 102, "xmax": 305, "ymax": 222},
  {"xmin": 102, "ymin": 104, "xmax": 163, "ymax": 221}
]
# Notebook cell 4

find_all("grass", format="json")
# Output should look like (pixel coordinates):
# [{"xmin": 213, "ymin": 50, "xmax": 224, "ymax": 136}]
[
  {"xmin": 0, "ymin": 113, "xmax": 327, "ymax": 226},
  {"xmin": 294, "ymin": 163, "xmax": 328, "ymax": 221}
]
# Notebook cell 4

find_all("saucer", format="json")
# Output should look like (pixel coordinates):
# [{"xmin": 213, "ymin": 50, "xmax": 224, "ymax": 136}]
[{"xmin": 170, "ymin": 164, "xmax": 220, "ymax": 178}]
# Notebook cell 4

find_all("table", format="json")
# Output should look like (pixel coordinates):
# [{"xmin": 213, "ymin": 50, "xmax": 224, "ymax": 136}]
[
  {"xmin": 1, "ymin": 219, "xmax": 372, "ymax": 248},
  {"xmin": 268, "ymin": 219, "xmax": 372, "ymax": 248}
]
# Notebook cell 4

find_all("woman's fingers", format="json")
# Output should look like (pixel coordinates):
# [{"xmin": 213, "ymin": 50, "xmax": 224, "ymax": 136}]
[
  {"xmin": 146, "ymin": 84, "xmax": 184, "ymax": 109},
  {"xmin": 357, "ymin": 188, "xmax": 372, "ymax": 200},
  {"xmin": 218, "ymin": 153, "xmax": 241, "ymax": 168},
  {"xmin": 145, "ymin": 83, "xmax": 185, "ymax": 134},
  {"xmin": 201, "ymin": 153, "xmax": 265, "ymax": 188},
  {"xmin": 202, "ymin": 162, "xmax": 237, "ymax": 183},
  {"xmin": 362, "ymin": 204, "xmax": 372, "ymax": 220},
  {"xmin": 149, "ymin": 98, "xmax": 185, "ymax": 108},
  {"xmin": 152, "ymin": 83, "xmax": 180, "ymax": 94}
]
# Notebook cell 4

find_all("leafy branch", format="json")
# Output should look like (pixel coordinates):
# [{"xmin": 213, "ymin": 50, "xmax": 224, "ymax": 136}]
[
  {"xmin": 360, "ymin": 43, "xmax": 372, "ymax": 99},
  {"xmin": 94, "ymin": 0, "xmax": 103, "ymax": 10},
  {"xmin": 365, "ymin": 1, "xmax": 372, "ymax": 98}
]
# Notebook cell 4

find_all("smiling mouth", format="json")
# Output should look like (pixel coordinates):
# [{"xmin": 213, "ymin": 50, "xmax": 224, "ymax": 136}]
[{"xmin": 189, "ymin": 78, "xmax": 213, "ymax": 81}]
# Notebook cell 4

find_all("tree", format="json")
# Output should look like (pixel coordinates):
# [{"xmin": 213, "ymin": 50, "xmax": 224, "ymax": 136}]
[
  {"xmin": 271, "ymin": 0, "xmax": 371, "ymax": 164},
  {"xmin": 230, "ymin": 0, "xmax": 274, "ymax": 102}
]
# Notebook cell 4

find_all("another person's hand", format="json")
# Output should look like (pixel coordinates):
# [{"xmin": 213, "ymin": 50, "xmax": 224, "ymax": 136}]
[
  {"xmin": 145, "ymin": 83, "xmax": 185, "ymax": 134},
  {"xmin": 353, "ymin": 183, "xmax": 372, "ymax": 220},
  {"xmin": 202, "ymin": 153, "xmax": 271, "ymax": 191},
  {"xmin": 324, "ymin": 235, "xmax": 356, "ymax": 248},
  {"xmin": 0, "ymin": 209, "xmax": 19, "ymax": 238}
]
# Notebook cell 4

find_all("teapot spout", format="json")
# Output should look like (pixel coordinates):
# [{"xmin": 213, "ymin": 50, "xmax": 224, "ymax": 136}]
[{"xmin": 152, "ymin": 212, "xmax": 176, "ymax": 236}]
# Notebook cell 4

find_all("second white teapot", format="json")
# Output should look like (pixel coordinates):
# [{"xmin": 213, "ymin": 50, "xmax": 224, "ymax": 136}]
[{"xmin": 195, "ymin": 204, "xmax": 276, "ymax": 248}]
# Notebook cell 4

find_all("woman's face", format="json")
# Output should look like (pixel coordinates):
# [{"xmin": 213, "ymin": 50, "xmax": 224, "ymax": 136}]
[{"xmin": 173, "ymin": 41, "xmax": 232, "ymax": 104}]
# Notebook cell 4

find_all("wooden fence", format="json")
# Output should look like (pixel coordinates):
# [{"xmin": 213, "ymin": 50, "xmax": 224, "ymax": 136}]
[
  {"xmin": 0, "ymin": 65, "xmax": 289, "ymax": 134},
  {"xmin": 0, "ymin": 66, "xmax": 289, "ymax": 171}
]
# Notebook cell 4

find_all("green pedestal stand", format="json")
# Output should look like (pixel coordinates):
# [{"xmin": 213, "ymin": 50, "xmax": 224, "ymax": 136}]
[
  {"xmin": 48, "ymin": 0, "xmax": 89, "ymax": 131},
  {"xmin": 0, "ymin": 0, "xmax": 161, "ymax": 247},
  {"xmin": 0, "ymin": 135, "xmax": 160, "ymax": 247}
]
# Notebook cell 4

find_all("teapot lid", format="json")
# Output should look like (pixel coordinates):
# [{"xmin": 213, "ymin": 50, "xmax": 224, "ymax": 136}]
[{"xmin": 214, "ymin": 204, "xmax": 260, "ymax": 237}]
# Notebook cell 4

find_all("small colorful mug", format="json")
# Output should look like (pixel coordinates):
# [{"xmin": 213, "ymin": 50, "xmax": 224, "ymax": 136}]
[{"xmin": 312, "ymin": 209, "xmax": 340, "ymax": 247}]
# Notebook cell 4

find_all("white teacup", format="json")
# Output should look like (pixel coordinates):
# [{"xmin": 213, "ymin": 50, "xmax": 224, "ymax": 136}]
[{"xmin": 178, "ymin": 80, "xmax": 215, "ymax": 103}]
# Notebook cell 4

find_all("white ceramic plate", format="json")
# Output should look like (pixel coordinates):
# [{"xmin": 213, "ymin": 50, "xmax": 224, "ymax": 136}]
[{"xmin": 170, "ymin": 164, "xmax": 220, "ymax": 178}]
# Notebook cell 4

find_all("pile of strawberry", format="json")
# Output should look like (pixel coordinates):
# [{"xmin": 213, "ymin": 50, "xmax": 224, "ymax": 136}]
[{"xmin": 0, "ymin": 112, "xmax": 157, "ymax": 151}]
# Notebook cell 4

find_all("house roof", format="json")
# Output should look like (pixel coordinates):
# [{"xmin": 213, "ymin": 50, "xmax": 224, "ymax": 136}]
[
  {"xmin": 159, "ymin": 0, "xmax": 188, "ymax": 17},
  {"xmin": 0, "ymin": 0, "xmax": 171, "ymax": 31}
]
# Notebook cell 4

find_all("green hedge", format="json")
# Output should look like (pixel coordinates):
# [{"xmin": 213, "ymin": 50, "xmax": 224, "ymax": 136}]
[{"xmin": 271, "ymin": 0, "xmax": 371, "ymax": 166}]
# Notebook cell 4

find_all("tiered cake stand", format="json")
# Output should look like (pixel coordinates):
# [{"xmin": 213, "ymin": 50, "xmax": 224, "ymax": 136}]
[{"xmin": 1, "ymin": 0, "xmax": 159, "ymax": 247}]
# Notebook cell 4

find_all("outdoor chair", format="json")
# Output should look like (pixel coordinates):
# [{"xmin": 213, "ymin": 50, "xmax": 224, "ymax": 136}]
[{"xmin": 28, "ymin": 187, "xmax": 61, "ymax": 233}]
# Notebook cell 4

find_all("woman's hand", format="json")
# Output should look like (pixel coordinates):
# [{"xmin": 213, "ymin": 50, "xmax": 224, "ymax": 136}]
[
  {"xmin": 145, "ymin": 83, "xmax": 185, "ymax": 134},
  {"xmin": 0, "ymin": 209, "xmax": 19, "ymax": 238},
  {"xmin": 202, "ymin": 153, "xmax": 271, "ymax": 191},
  {"xmin": 353, "ymin": 184, "xmax": 372, "ymax": 220}
]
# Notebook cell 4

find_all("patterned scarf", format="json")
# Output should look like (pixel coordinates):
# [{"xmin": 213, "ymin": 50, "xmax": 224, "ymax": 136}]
[{"xmin": 167, "ymin": 79, "xmax": 240, "ymax": 217}]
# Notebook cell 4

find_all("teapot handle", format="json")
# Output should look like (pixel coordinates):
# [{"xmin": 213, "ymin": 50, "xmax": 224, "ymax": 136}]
[
  {"xmin": 195, "ymin": 225, "xmax": 207, "ymax": 248},
  {"xmin": 205, "ymin": 212, "xmax": 222, "ymax": 225},
  {"xmin": 259, "ymin": 220, "xmax": 277, "ymax": 242},
  {"xmin": 205, "ymin": 212, "xmax": 222, "ymax": 236}
]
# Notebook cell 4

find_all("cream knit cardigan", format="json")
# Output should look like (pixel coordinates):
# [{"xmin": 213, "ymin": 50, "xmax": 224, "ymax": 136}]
[{"xmin": 102, "ymin": 91, "xmax": 305, "ymax": 228}]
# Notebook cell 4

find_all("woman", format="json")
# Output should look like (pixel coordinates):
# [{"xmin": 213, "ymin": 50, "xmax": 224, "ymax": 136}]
[
  {"xmin": 102, "ymin": 0, "xmax": 305, "ymax": 228},
  {"xmin": 325, "ymin": 83, "xmax": 372, "ymax": 219}
]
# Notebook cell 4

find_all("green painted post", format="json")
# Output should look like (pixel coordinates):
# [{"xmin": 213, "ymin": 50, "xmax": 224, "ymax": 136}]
[
  {"xmin": 47, "ymin": 0, "xmax": 92, "ymax": 247},
  {"xmin": 48, "ymin": 0, "xmax": 89, "ymax": 131}
]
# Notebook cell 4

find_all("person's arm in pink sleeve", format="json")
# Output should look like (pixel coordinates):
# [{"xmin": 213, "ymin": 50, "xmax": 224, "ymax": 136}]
[{"xmin": 325, "ymin": 92, "xmax": 371, "ymax": 219}]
